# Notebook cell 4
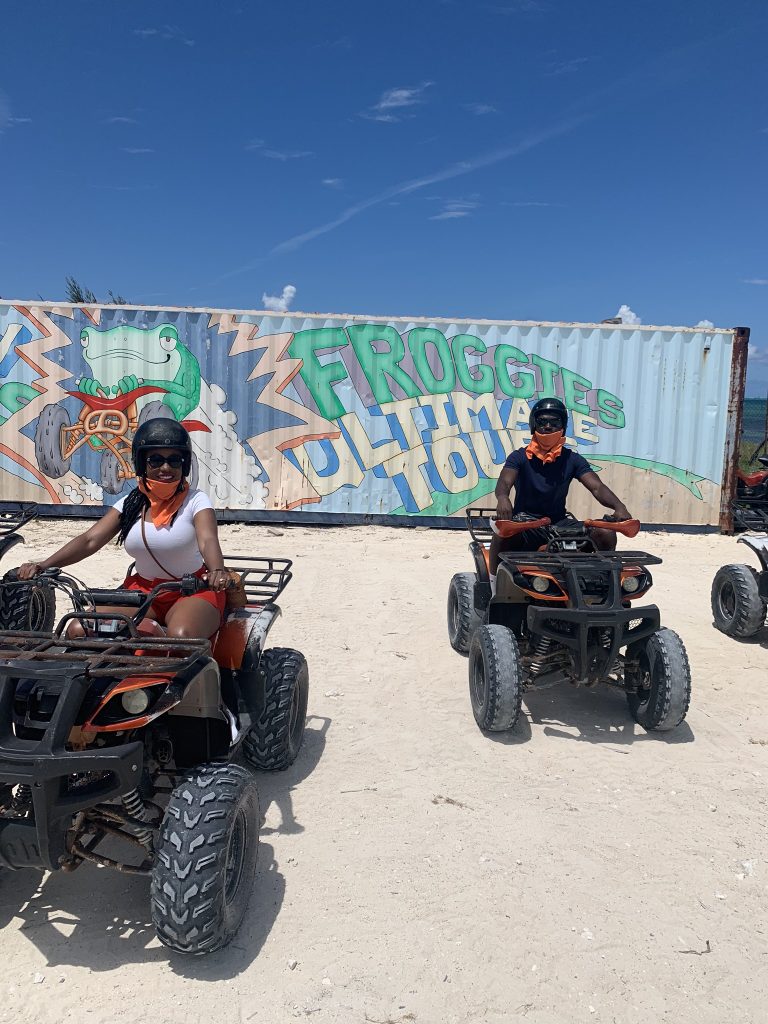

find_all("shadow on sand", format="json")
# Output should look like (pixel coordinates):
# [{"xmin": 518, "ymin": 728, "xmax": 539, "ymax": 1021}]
[{"xmin": 0, "ymin": 715, "xmax": 331, "ymax": 979}]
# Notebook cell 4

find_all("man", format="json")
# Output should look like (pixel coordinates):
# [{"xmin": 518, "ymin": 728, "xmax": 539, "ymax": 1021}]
[{"xmin": 489, "ymin": 396, "xmax": 632, "ymax": 591}]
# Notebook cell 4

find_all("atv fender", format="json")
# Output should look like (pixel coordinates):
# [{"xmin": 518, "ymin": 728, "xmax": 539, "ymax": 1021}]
[
  {"xmin": 738, "ymin": 534, "xmax": 768, "ymax": 572},
  {"xmin": 212, "ymin": 605, "xmax": 282, "ymax": 671},
  {"xmin": 0, "ymin": 534, "xmax": 22, "ymax": 562}
]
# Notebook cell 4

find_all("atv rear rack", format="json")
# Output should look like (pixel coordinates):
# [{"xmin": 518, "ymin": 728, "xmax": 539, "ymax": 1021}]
[
  {"xmin": 221, "ymin": 555, "xmax": 293, "ymax": 604},
  {"xmin": 0, "ymin": 502, "xmax": 39, "ymax": 534},
  {"xmin": 466, "ymin": 508, "xmax": 495, "ymax": 545},
  {"xmin": 732, "ymin": 501, "xmax": 768, "ymax": 532},
  {"xmin": 0, "ymin": 631, "xmax": 210, "ymax": 677}
]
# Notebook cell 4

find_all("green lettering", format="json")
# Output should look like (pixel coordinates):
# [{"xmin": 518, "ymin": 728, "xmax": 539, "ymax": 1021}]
[
  {"xmin": 561, "ymin": 368, "xmax": 592, "ymax": 416},
  {"xmin": 529, "ymin": 353, "xmax": 560, "ymax": 397},
  {"xmin": 347, "ymin": 324, "xmax": 421, "ymax": 406},
  {"xmin": 408, "ymin": 328, "xmax": 456, "ymax": 395},
  {"xmin": 451, "ymin": 334, "xmax": 494, "ymax": 395},
  {"xmin": 596, "ymin": 389, "xmax": 625, "ymax": 428},
  {"xmin": 494, "ymin": 344, "xmax": 536, "ymax": 399},
  {"xmin": 288, "ymin": 328, "xmax": 349, "ymax": 420}
]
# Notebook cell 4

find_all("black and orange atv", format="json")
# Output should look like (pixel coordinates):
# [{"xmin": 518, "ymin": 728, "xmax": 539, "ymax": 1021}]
[
  {"xmin": 447, "ymin": 510, "xmax": 691, "ymax": 734},
  {"xmin": 0, "ymin": 504, "xmax": 56, "ymax": 633},
  {"xmin": 0, "ymin": 558, "xmax": 308, "ymax": 955}
]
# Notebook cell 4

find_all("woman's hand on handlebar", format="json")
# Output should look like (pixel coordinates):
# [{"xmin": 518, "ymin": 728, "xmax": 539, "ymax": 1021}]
[
  {"xmin": 205, "ymin": 568, "xmax": 232, "ymax": 592},
  {"xmin": 17, "ymin": 561, "xmax": 47, "ymax": 580}
]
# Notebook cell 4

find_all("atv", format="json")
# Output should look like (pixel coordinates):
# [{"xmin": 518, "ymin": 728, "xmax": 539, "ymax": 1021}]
[
  {"xmin": 0, "ymin": 503, "xmax": 56, "ymax": 632},
  {"xmin": 0, "ymin": 556, "xmax": 309, "ymax": 955},
  {"xmin": 711, "ymin": 533, "xmax": 768, "ymax": 638},
  {"xmin": 732, "ymin": 455, "xmax": 768, "ymax": 532},
  {"xmin": 447, "ymin": 510, "xmax": 691, "ymax": 734}
]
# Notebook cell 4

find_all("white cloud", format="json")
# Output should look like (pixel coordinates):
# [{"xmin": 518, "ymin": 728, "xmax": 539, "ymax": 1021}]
[
  {"xmin": 8, "ymin": 116, "xmax": 31, "ymax": 125},
  {"xmin": 261, "ymin": 285, "xmax": 297, "ymax": 313},
  {"xmin": 105, "ymin": 115, "xmax": 138, "ymax": 124},
  {"xmin": 616, "ymin": 304, "xmax": 641, "ymax": 325},
  {"xmin": 749, "ymin": 344, "xmax": 768, "ymax": 363},
  {"xmin": 695, "ymin": 319, "xmax": 714, "ymax": 328},
  {"xmin": 244, "ymin": 138, "xmax": 264, "ymax": 151},
  {"xmin": 122, "ymin": 147, "xmax": 154, "ymax": 154},
  {"xmin": 464, "ymin": 103, "xmax": 497, "ymax": 115},
  {"xmin": 430, "ymin": 198, "xmax": 479, "ymax": 221},
  {"xmin": 744, "ymin": 278, "xmax": 768, "ymax": 285},
  {"xmin": 546, "ymin": 56, "xmax": 589, "ymax": 76},
  {"xmin": 322, "ymin": 178, "xmax": 344, "ymax": 188},
  {"xmin": 504, "ymin": 200, "xmax": 558, "ymax": 207},
  {"xmin": 133, "ymin": 25, "xmax": 194, "ymax": 46},
  {"xmin": 363, "ymin": 82, "xmax": 433, "ymax": 122},
  {"xmin": 263, "ymin": 149, "xmax": 313, "ymax": 161}
]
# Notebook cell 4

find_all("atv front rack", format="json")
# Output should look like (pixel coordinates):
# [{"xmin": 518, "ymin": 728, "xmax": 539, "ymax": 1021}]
[
  {"xmin": 500, "ymin": 549, "xmax": 663, "ymax": 571},
  {"xmin": 0, "ymin": 631, "xmax": 210, "ymax": 678}
]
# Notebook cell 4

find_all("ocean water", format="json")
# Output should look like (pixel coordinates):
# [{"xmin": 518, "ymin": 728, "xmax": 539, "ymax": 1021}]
[{"xmin": 742, "ymin": 399, "xmax": 768, "ymax": 442}]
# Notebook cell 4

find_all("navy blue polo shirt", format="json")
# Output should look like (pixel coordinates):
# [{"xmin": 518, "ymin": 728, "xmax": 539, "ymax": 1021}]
[{"xmin": 503, "ymin": 447, "xmax": 592, "ymax": 522}]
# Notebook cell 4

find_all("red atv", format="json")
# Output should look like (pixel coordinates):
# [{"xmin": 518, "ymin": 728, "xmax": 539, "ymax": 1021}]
[{"xmin": 34, "ymin": 386, "xmax": 208, "ymax": 494}]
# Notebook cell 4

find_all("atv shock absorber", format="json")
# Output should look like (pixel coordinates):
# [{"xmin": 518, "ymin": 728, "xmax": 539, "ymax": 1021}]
[
  {"xmin": 10, "ymin": 784, "xmax": 32, "ymax": 816},
  {"xmin": 529, "ymin": 635, "xmax": 553, "ymax": 676},
  {"xmin": 121, "ymin": 788, "xmax": 153, "ymax": 852}
]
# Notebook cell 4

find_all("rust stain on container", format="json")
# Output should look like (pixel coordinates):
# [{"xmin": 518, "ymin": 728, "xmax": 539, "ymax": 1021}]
[{"xmin": 719, "ymin": 327, "xmax": 750, "ymax": 533}]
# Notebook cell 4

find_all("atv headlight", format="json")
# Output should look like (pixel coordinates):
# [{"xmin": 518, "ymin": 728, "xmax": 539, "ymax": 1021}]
[
  {"xmin": 121, "ymin": 689, "xmax": 150, "ymax": 715},
  {"xmin": 621, "ymin": 575, "xmax": 640, "ymax": 593},
  {"xmin": 532, "ymin": 576, "xmax": 550, "ymax": 593}
]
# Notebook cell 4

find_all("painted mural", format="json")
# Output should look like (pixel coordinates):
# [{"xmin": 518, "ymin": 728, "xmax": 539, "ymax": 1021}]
[{"xmin": 0, "ymin": 304, "xmax": 736, "ymax": 524}]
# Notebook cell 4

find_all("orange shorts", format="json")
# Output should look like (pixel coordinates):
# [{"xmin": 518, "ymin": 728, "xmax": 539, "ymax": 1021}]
[{"xmin": 122, "ymin": 567, "xmax": 227, "ymax": 623}]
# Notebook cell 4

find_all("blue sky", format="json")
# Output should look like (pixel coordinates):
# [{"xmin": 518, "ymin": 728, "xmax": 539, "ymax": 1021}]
[{"xmin": 2, "ymin": 0, "xmax": 767, "ymax": 393}]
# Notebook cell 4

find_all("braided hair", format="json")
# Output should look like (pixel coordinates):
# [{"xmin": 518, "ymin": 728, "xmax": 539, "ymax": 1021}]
[{"xmin": 117, "ymin": 486, "xmax": 149, "ymax": 546}]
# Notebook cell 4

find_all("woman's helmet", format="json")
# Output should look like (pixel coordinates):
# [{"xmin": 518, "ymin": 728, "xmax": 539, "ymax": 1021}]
[
  {"xmin": 131, "ymin": 417, "xmax": 193, "ymax": 476},
  {"xmin": 528, "ymin": 397, "xmax": 568, "ymax": 434}
]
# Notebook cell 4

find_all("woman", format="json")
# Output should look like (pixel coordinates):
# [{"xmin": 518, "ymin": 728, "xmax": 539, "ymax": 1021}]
[{"xmin": 18, "ymin": 418, "xmax": 230, "ymax": 639}]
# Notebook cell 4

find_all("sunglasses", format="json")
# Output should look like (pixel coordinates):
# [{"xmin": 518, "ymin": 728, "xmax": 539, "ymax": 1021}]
[{"xmin": 146, "ymin": 453, "xmax": 185, "ymax": 469}]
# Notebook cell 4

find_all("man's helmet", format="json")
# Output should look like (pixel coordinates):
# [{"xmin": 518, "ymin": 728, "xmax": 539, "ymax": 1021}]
[
  {"xmin": 131, "ymin": 417, "xmax": 192, "ymax": 476},
  {"xmin": 529, "ymin": 397, "xmax": 568, "ymax": 434}
]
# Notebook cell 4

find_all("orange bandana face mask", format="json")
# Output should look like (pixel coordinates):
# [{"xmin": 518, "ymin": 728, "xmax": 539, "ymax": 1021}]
[
  {"xmin": 138, "ymin": 478, "xmax": 188, "ymax": 528},
  {"xmin": 526, "ymin": 430, "xmax": 565, "ymax": 464}
]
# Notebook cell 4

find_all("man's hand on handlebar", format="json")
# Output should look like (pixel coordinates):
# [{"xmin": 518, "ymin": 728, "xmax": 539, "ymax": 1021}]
[
  {"xmin": 17, "ymin": 562, "xmax": 47, "ymax": 580},
  {"xmin": 496, "ymin": 497, "xmax": 513, "ymax": 521}
]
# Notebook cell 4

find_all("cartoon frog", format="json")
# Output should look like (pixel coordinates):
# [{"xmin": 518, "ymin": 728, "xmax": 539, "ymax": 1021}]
[{"xmin": 78, "ymin": 323, "xmax": 201, "ymax": 420}]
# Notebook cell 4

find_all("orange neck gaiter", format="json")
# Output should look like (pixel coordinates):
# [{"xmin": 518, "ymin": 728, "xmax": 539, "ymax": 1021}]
[
  {"xmin": 526, "ymin": 430, "xmax": 565, "ymax": 464},
  {"xmin": 138, "ymin": 478, "xmax": 188, "ymax": 528}
]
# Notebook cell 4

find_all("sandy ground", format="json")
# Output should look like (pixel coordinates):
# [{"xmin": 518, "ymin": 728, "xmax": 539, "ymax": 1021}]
[{"xmin": 0, "ymin": 519, "xmax": 767, "ymax": 1024}]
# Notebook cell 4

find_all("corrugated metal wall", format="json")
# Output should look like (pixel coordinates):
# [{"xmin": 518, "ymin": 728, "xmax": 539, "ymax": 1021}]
[{"xmin": 0, "ymin": 302, "xmax": 743, "ymax": 526}]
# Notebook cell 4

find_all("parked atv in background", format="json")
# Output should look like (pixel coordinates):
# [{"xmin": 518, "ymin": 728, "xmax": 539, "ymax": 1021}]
[
  {"xmin": 448, "ymin": 510, "xmax": 691, "ymax": 735},
  {"xmin": 711, "ymin": 533, "xmax": 768, "ymax": 638},
  {"xmin": 34, "ymin": 385, "xmax": 208, "ymax": 494},
  {"xmin": 0, "ymin": 503, "xmax": 55, "ymax": 632},
  {"xmin": 0, "ymin": 555, "xmax": 309, "ymax": 955},
  {"xmin": 732, "ymin": 456, "xmax": 768, "ymax": 531}
]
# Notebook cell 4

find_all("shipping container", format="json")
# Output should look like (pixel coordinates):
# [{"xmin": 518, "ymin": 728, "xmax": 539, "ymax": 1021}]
[{"xmin": 0, "ymin": 302, "xmax": 748, "ymax": 528}]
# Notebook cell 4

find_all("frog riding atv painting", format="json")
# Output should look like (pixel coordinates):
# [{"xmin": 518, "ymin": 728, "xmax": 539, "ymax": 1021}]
[
  {"xmin": 0, "ymin": 558, "xmax": 309, "ymax": 955},
  {"xmin": 35, "ymin": 384, "xmax": 208, "ymax": 494},
  {"xmin": 448, "ymin": 510, "xmax": 691, "ymax": 735}
]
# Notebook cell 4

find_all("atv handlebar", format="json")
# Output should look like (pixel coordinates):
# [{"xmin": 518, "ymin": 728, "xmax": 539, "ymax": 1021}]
[
  {"xmin": 491, "ymin": 516, "xmax": 551, "ymax": 538},
  {"xmin": 583, "ymin": 518, "xmax": 641, "ymax": 538}
]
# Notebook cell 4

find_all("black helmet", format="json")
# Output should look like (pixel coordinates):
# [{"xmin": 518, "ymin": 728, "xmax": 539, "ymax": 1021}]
[
  {"xmin": 529, "ymin": 397, "xmax": 568, "ymax": 434},
  {"xmin": 132, "ymin": 417, "xmax": 193, "ymax": 476}
]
